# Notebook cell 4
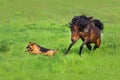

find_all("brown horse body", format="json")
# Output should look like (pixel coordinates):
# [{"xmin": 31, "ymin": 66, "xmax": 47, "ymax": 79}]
[{"xmin": 65, "ymin": 15, "xmax": 103, "ymax": 56}]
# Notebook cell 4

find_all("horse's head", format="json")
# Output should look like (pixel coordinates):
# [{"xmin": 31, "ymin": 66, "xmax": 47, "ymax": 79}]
[
  {"xmin": 69, "ymin": 25, "xmax": 80, "ymax": 42},
  {"xmin": 69, "ymin": 15, "xmax": 92, "ymax": 42},
  {"xmin": 69, "ymin": 16, "xmax": 81, "ymax": 42}
]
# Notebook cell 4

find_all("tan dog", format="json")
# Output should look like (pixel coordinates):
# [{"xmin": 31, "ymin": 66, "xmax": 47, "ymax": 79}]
[{"xmin": 25, "ymin": 42, "xmax": 58, "ymax": 56}]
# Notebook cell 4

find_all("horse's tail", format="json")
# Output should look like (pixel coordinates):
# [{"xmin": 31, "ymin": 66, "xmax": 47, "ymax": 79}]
[{"xmin": 92, "ymin": 19, "xmax": 104, "ymax": 31}]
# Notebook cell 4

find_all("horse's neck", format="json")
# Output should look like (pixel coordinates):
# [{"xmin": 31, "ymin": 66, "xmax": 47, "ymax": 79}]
[{"xmin": 79, "ymin": 24, "xmax": 90, "ymax": 32}]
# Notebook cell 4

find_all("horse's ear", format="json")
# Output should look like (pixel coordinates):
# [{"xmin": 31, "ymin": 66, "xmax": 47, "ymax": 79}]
[{"xmin": 88, "ymin": 16, "xmax": 93, "ymax": 20}]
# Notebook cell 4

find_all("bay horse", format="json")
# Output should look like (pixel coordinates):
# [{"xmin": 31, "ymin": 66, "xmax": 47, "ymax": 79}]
[{"xmin": 65, "ymin": 15, "xmax": 104, "ymax": 56}]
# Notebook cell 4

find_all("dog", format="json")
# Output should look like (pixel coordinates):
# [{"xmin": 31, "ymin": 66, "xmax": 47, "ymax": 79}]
[{"xmin": 25, "ymin": 42, "xmax": 58, "ymax": 56}]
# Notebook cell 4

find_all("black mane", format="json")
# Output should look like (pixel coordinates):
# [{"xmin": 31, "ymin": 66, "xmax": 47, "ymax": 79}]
[
  {"xmin": 69, "ymin": 15, "xmax": 103, "ymax": 31},
  {"xmin": 69, "ymin": 15, "xmax": 92, "ymax": 28}
]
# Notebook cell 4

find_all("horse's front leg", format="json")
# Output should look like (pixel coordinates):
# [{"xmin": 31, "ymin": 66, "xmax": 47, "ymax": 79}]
[
  {"xmin": 64, "ymin": 41, "xmax": 76, "ymax": 55},
  {"xmin": 79, "ymin": 42, "xmax": 85, "ymax": 56},
  {"xmin": 79, "ymin": 39, "xmax": 88, "ymax": 56}
]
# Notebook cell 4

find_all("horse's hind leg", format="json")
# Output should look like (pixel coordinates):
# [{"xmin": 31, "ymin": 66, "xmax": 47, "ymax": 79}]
[
  {"xmin": 79, "ymin": 39, "xmax": 89, "ymax": 56},
  {"xmin": 86, "ymin": 43, "xmax": 92, "ymax": 51},
  {"xmin": 93, "ymin": 44, "xmax": 100, "ymax": 50},
  {"xmin": 93, "ymin": 38, "xmax": 101, "ymax": 50}
]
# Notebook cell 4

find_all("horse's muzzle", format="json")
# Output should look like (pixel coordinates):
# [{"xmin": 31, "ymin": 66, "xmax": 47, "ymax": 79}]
[{"xmin": 71, "ymin": 37, "xmax": 79, "ymax": 42}]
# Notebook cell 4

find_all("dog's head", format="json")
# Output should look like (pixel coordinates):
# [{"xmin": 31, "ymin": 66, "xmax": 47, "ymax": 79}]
[{"xmin": 25, "ymin": 42, "xmax": 36, "ymax": 52}]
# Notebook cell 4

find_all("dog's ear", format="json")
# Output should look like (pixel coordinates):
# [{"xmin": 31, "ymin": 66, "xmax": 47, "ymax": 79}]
[
  {"xmin": 29, "ymin": 41, "xmax": 32, "ymax": 44},
  {"xmin": 29, "ymin": 42, "xmax": 34, "ymax": 45}
]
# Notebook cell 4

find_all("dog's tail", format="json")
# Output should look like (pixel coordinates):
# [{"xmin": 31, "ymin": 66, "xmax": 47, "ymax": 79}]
[{"xmin": 53, "ymin": 49, "xmax": 59, "ymax": 54}]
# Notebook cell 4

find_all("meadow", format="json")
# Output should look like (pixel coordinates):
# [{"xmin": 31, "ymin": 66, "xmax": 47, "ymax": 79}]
[{"xmin": 0, "ymin": 0, "xmax": 120, "ymax": 80}]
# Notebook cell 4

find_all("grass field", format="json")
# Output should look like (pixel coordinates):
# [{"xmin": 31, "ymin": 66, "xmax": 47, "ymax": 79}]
[{"xmin": 0, "ymin": 0, "xmax": 120, "ymax": 80}]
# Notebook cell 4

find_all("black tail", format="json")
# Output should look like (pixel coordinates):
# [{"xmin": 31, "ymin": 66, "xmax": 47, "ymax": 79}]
[{"xmin": 92, "ymin": 19, "xmax": 104, "ymax": 31}]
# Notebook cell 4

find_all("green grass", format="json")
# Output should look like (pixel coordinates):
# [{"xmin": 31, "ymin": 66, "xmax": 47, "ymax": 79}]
[{"xmin": 0, "ymin": 0, "xmax": 120, "ymax": 80}]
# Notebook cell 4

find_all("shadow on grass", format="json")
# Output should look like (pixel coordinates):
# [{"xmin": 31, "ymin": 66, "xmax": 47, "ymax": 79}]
[
  {"xmin": 61, "ymin": 47, "xmax": 92, "ymax": 57},
  {"xmin": 0, "ymin": 40, "xmax": 10, "ymax": 53}
]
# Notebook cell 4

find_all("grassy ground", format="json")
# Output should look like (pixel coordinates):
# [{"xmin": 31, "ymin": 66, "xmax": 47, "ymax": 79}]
[{"xmin": 0, "ymin": 0, "xmax": 120, "ymax": 80}]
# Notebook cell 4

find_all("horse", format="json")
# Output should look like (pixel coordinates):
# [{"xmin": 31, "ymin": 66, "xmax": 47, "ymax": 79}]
[{"xmin": 65, "ymin": 15, "xmax": 104, "ymax": 56}]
